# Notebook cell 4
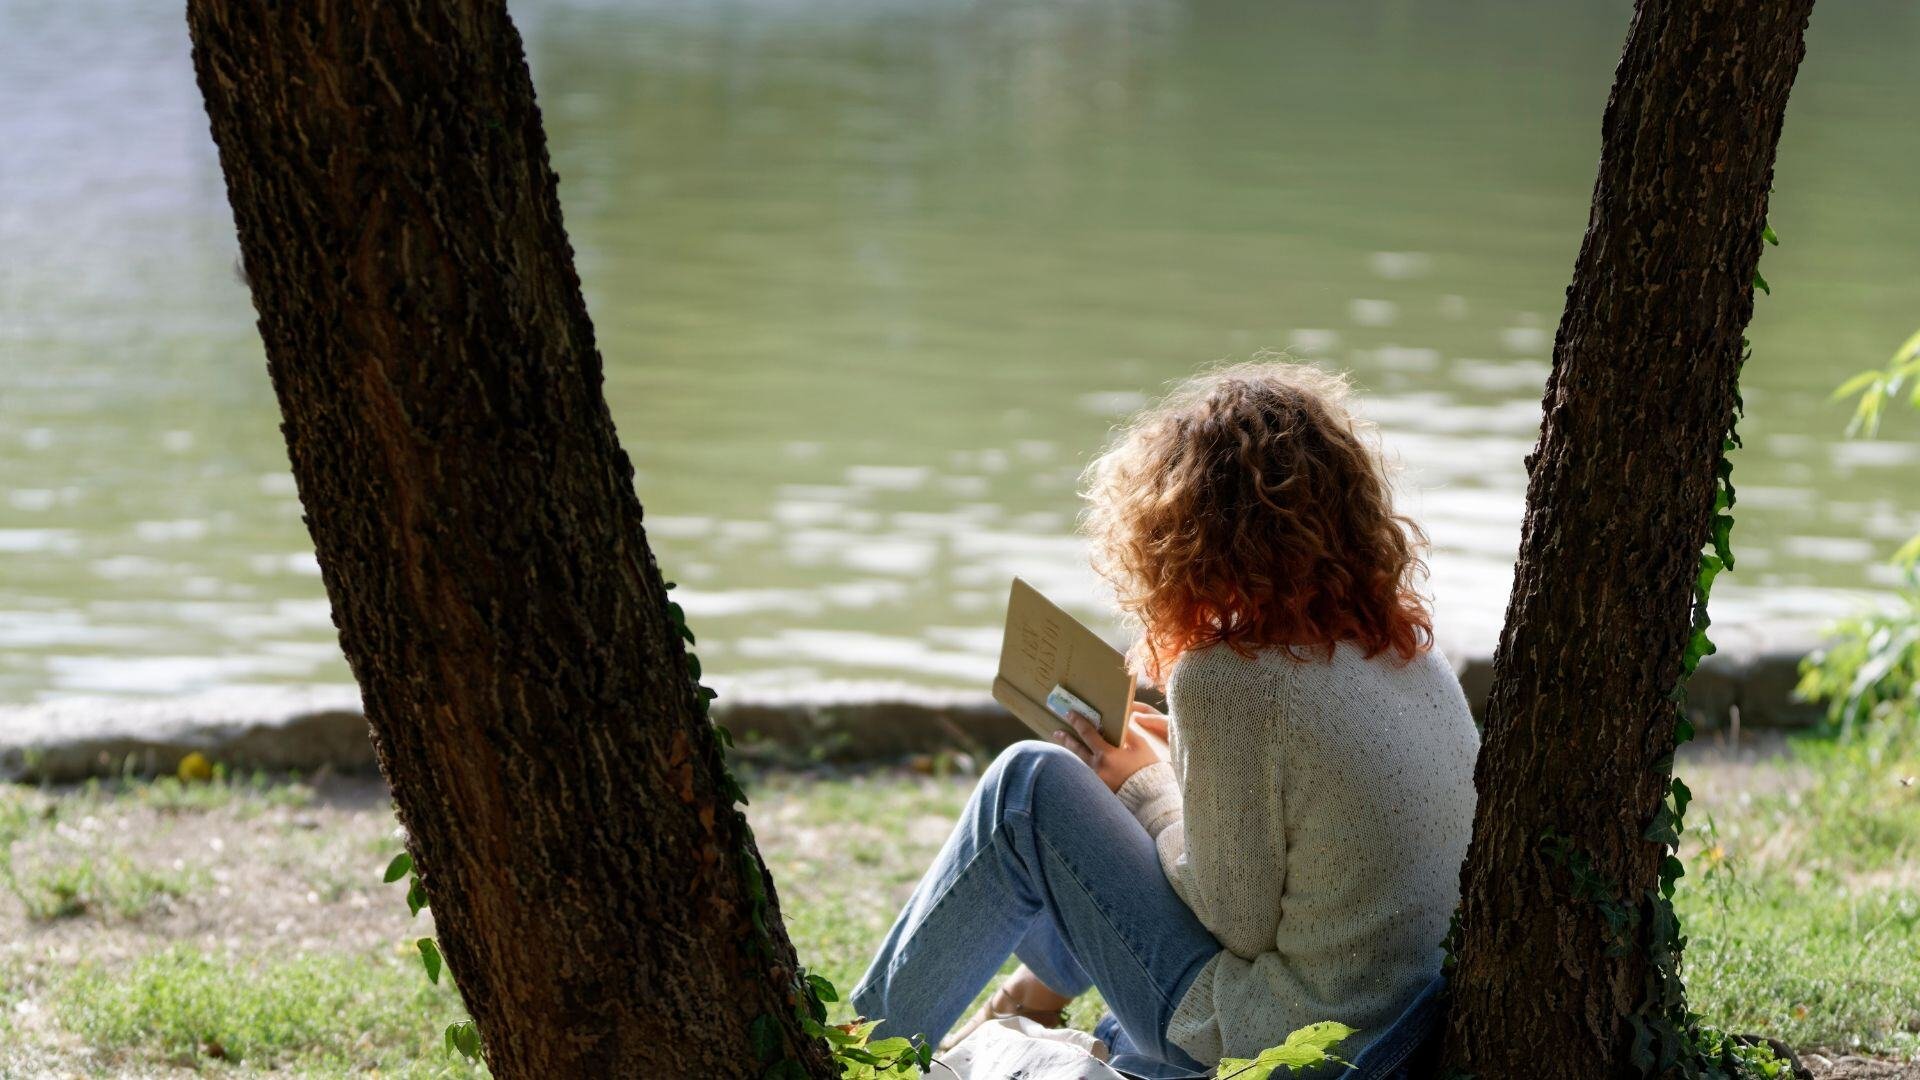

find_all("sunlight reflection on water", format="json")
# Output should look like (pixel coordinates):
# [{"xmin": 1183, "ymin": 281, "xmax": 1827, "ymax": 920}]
[{"xmin": 1, "ymin": 0, "xmax": 1916, "ymax": 701}]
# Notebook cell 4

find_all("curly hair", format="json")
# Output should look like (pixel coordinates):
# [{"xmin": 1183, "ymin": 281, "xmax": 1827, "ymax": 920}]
[{"xmin": 1082, "ymin": 359, "xmax": 1432, "ymax": 684}]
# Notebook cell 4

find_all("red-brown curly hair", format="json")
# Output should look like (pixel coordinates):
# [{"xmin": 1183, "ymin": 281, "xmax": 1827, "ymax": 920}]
[{"xmin": 1083, "ymin": 359, "xmax": 1432, "ymax": 685}]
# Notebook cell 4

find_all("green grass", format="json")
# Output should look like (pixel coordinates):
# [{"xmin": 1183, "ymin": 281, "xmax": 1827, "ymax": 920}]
[
  {"xmin": 9, "ymin": 853, "xmax": 198, "ymax": 922},
  {"xmin": 0, "ymin": 734, "xmax": 1912, "ymax": 1074},
  {"xmin": 1682, "ymin": 882, "xmax": 1920, "ymax": 1056},
  {"xmin": 1673, "ymin": 718, "xmax": 1920, "ymax": 1058},
  {"xmin": 48, "ymin": 946, "xmax": 476, "ymax": 1077}
]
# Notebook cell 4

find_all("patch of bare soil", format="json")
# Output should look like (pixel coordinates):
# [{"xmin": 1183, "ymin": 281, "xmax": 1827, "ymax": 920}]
[
  {"xmin": 1803, "ymin": 1053, "xmax": 1920, "ymax": 1079},
  {"xmin": 2, "ymin": 774, "xmax": 416, "ymax": 963}
]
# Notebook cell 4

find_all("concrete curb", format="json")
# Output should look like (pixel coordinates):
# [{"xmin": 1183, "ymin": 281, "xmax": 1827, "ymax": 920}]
[{"xmin": 0, "ymin": 647, "xmax": 1826, "ymax": 783}]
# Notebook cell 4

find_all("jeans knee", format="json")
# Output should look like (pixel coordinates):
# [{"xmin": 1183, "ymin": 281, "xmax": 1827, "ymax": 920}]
[
  {"xmin": 983, "ymin": 739, "xmax": 1075, "ymax": 789},
  {"xmin": 979, "ymin": 739, "xmax": 1094, "ymax": 818}
]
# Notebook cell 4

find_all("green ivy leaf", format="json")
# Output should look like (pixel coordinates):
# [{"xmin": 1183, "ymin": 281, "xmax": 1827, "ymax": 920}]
[
  {"xmin": 1643, "ymin": 803, "xmax": 1680, "ymax": 848},
  {"xmin": 1697, "ymin": 553, "xmax": 1724, "ymax": 596},
  {"xmin": 407, "ymin": 875, "xmax": 429, "ymax": 917},
  {"xmin": 749, "ymin": 1013, "xmax": 782, "ymax": 1062},
  {"xmin": 1711, "ymin": 515, "xmax": 1736, "ymax": 570},
  {"xmin": 1660, "ymin": 854, "xmax": 1686, "ymax": 899},
  {"xmin": 1762, "ymin": 224, "xmax": 1779, "ymax": 245},
  {"xmin": 1753, "ymin": 270, "xmax": 1770, "ymax": 295},
  {"xmin": 383, "ymin": 852, "xmax": 413, "ymax": 883},
  {"xmin": 806, "ymin": 972, "xmax": 838, "ymax": 1003},
  {"xmin": 417, "ymin": 937, "xmax": 443, "ymax": 984}
]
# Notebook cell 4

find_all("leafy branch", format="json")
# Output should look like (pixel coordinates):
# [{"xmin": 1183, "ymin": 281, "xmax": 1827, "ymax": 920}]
[{"xmin": 1214, "ymin": 1021, "xmax": 1354, "ymax": 1079}]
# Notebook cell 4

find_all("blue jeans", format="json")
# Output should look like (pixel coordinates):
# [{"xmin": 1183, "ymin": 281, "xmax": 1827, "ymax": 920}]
[
  {"xmin": 852, "ymin": 740, "xmax": 1451, "ymax": 1080},
  {"xmin": 1092, "ymin": 974, "xmax": 1448, "ymax": 1080},
  {"xmin": 851, "ymin": 741, "xmax": 1220, "ymax": 1077}
]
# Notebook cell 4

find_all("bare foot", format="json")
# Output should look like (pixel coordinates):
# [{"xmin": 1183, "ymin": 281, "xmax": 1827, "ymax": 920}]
[
  {"xmin": 939, "ymin": 964, "xmax": 1076, "ymax": 1051},
  {"xmin": 999, "ymin": 964, "xmax": 1074, "ymax": 1014}
]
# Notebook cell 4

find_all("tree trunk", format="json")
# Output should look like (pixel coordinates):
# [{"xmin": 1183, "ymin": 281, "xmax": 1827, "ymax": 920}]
[
  {"xmin": 1443, "ymin": 1, "xmax": 1813, "ymax": 1076},
  {"xmin": 186, "ymin": 3, "xmax": 835, "ymax": 1076}
]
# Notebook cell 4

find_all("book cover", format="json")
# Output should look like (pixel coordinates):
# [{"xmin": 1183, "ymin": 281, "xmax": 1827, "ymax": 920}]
[{"xmin": 991, "ymin": 578, "xmax": 1134, "ymax": 747}]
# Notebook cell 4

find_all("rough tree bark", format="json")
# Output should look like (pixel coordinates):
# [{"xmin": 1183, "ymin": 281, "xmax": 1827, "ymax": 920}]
[
  {"xmin": 187, "ymin": 3, "xmax": 836, "ymax": 1076},
  {"xmin": 1444, "ymin": 1, "xmax": 1813, "ymax": 1076}
]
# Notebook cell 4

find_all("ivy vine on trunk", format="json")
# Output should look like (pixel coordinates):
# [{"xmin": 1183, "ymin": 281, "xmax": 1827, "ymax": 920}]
[{"xmin": 1440, "ymin": 0, "xmax": 1815, "ymax": 1075}]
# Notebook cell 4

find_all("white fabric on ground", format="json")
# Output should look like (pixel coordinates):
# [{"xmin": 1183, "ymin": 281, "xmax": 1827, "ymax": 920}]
[{"xmin": 935, "ymin": 1016, "xmax": 1120, "ymax": 1080}]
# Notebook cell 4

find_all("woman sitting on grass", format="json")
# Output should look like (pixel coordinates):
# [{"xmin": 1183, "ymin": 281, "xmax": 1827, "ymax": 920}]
[{"xmin": 851, "ymin": 361, "xmax": 1480, "ymax": 1078}]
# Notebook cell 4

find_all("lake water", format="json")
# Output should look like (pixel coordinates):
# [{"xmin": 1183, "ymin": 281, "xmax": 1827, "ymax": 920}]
[{"xmin": 3, "ymin": 0, "xmax": 1916, "ymax": 704}]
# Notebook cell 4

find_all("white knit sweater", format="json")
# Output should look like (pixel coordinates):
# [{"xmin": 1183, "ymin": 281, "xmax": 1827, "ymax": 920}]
[{"xmin": 1115, "ymin": 641, "xmax": 1479, "ymax": 1065}]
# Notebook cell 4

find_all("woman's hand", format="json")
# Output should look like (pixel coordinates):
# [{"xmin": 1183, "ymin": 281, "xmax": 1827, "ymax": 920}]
[
  {"xmin": 1052, "ymin": 704, "xmax": 1170, "ymax": 792},
  {"xmin": 1128, "ymin": 701, "xmax": 1170, "ymax": 740}
]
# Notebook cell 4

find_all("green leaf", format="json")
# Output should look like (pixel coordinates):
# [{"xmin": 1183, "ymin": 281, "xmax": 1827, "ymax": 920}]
[
  {"xmin": 383, "ymin": 852, "xmax": 413, "ymax": 883},
  {"xmin": 749, "ymin": 1013, "xmax": 782, "ymax": 1062},
  {"xmin": 1643, "ymin": 804, "xmax": 1680, "ymax": 847},
  {"xmin": 1762, "ymin": 223, "xmax": 1779, "ymax": 245},
  {"xmin": 1895, "ymin": 327, "xmax": 1920, "ymax": 366},
  {"xmin": 1660, "ymin": 854, "xmax": 1686, "ymax": 898},
  {"xmin": 407, "ymin": 875, "xmax": 429, "ymax": 917},
  {"xmin": 1831, "ymin": 369, "xmax": 1884, "ymax": 403},
  {"xmin": 806, "ymin": 972, "xmax": 838, "ymax": 1003},
  {"xmin": 1752, "ymin": 270, "xmax": 1770, "ymax": 295},
  {"xmin": 1215, "ymin": 1020, "xmax": 1356, "ymax": 1079},
  {"xmin": 1670, "ymin": 777, "xmax": 1692, "ymax": 820},
  {"xmin": 686, "ymin": 653, "xmax": 702, "ymax": 680},
  {"xmin": 445, "ymin": 1018, "xmax": 482, "ymax": 1060},
  {"xmin": 820, "ymin": 1024, "xmax": 859, "ymax": 1047},
  {"xmin": 1891, "ymin": 532, "xmax": 1920, "ymax": 569},
  {"xmin": 1697, "ymin": 553, "xmax": 1724, "ymax": 597},
  {"xmin": 1711, "ymin": 515, "xmax": 1735, "ymax": 570},
  {"xmin": 417, "ymin": 937, "xmax": 443, "ymax": 984}
]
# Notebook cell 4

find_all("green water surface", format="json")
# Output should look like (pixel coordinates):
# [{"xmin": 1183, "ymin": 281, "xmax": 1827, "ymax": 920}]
[{"xmin": 2, "ymin": 0, "xmax": 1915, "ymax": 702}]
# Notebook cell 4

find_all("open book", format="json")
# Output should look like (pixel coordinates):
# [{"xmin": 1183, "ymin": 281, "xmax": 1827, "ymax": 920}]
[{"xmin": 991, "ymin": 578, "xmax": 1134, "ymax": 747}]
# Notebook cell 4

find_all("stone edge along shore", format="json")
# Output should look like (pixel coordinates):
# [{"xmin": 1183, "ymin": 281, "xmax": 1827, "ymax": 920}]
[{"xmin": 0, "ymin": 642, "xmax": 1827, "ymax": 783}]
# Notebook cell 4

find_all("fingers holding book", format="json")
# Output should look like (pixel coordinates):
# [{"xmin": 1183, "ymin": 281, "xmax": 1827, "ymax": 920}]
[{"xmin": 1052, "ymin": 708, "xmax": 1168, "ymax": 793}]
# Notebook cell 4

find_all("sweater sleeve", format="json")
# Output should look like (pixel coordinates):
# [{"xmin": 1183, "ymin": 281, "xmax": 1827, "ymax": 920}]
[
  {"xmin": 1159, "ymin": 649, "xmax": 1290, "ymax": 961},
  {"xmin": 1158, "ymin": 649, "xmax": 1297, "ymax": 1064},
  {"xmin": 1116, "ymin": 760, "xmax": 1181, "ymax": 837}
]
